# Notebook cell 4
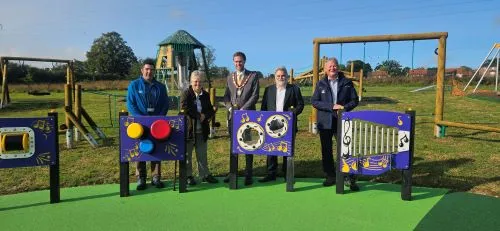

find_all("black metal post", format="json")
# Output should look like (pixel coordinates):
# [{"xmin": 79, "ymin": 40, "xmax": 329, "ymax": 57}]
[
  {"xmin": 336, "ymin": 110, "xmax": 345, "ymax": 194},
  {"xmin": 178, "ymin": 115, "xmax": 188, "ymax": 193},
  {"xmin": 119, "ymin": 111, "xmax": 130, "ymax": 197},
  {"xmin": 286, "ymin": 111, "xmax": 297, "ymax": 192},
  {"xmin": 402, "ymin": 110, "xmax": 416, "ymax": 201},
  {"xmin": 229, "ymin": 108, "xmax": 238, "ymax": 189},
  {"xmin": 48, "ymin": 111, "xmax": 60, "ymax": 203}
]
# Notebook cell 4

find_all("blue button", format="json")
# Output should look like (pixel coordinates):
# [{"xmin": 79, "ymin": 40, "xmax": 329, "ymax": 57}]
[{"xmin": 139, "ymin": 139, "xmax": 155, "ymax": 154}]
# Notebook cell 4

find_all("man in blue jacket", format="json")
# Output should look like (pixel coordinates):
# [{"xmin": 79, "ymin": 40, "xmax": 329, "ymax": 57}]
[
  {"xmin": 127, "ymin": 58, "xmax": 169, "ymax": 190},
  {"xmin": 311, "ymin": 57, "xmax": 360, "ymax": 191}
]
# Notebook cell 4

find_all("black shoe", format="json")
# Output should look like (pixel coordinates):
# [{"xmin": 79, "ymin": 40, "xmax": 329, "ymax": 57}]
[
  {"xmin": 202, "ymin": 175, "xmax": 219, "ymax": 184},
  {"xmin": 344, "ymin": 177, "xmax": 360, "ymax": 191},
  {"xmin": 136, "ymin": 177, "xmax": 147, "ymax": 190},
  {"xmin": 322, "ymin": 176, "xmax": 336, "ymax": 187},
  {"xmin": 151, "ymin": 176, "xmax": 165, "ymax": 188},
  {"xmin": 244, "ymin": 177, "xmax": 253, "ymax": 186},
  {"xmin": 258, "ymin": 175, "xmax": 276, "ymax": 183},
  {"xmin": 187, "ymin": 176, "xmax": 197, "ymax": 186},
  {"xmin": 223, "ymin": 175, "xmax": 230, "ymax": 183}
]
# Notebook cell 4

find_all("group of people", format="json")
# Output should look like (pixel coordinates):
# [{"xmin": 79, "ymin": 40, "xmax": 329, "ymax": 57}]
[{"xmin": 126, "ymin": 51, "xmax": 360, "ymax": 191}]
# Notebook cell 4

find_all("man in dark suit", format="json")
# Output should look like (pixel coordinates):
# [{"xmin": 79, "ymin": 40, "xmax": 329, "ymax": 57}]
[
  {"xmin": 223, "ymin": 51, "xmax": 260, "ymax": 186},
  {"xmin": 259, "ymin": 66, "xmax": 304, "ymax": 182},
  {"xmin": 311, "ymin": 57, "xmax": 360, "ymax": 191}
]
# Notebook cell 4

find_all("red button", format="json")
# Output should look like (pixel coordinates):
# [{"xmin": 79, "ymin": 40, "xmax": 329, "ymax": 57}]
[{"xmin": 150, "ymin": 120, "xmax": 171, "ymax": 140}]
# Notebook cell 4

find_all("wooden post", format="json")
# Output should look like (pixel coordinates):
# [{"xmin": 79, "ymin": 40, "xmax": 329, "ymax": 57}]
[
  {"xmin": 64, "ymin": 107, "xmax": 99, "ymax": 148},
  {"xmin": 289, "ymin": 68, "xmax": 294, "ymax": 84},
  {"xmin": 350, "ymin": 61, "xmax": 354, "ymax": 77},
  {"xmin": 359, "ymin": 69, "xmax": 364, "ymax": 101},
  {"xmin": 209, "ymin": 88, "xmax": 216, "ymax": 138},
  {"xmin": 311, "ymin": 42, "xmax": 320, "ymax": 134},
  {"xmin": 49, "ymin": 111, "xmax": 60, "ymax": 203},
  {"xmin": 201, "ymin": 48, "xmax": 212, "ymax": 89},
  {"xmin": 1, "ymin": 60, "xmax": 7, "ymax": 108},
  {"xmin": 74, "ymin": 84, "xmax": 82, "ymax": 141},
  {"xmin": 64, "ymin": 84, "xmax": 74, "ymax": 148},
  {"xmin": 434, "ymin": 36, "xmax": 447, "ymax": 137},
  {"xmin": 81, "ymin": 108, "xmax": 107, "ymax": 139}
]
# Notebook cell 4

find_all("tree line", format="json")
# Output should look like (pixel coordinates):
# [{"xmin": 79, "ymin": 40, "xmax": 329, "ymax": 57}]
[{"xmin": 3, "ymin": 31, "xmax": 479, "ymax": 84}]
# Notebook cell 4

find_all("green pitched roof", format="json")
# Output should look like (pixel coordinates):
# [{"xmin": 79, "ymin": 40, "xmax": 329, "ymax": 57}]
[{"xmin": 158, "ymin": 30, "xmax": 205, "ymax": 51}]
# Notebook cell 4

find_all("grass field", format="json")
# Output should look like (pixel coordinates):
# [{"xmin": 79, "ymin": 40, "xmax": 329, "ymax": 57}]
[{"xmin": 0, "ymin": 84, "xmax": 499, "ymax": 197}]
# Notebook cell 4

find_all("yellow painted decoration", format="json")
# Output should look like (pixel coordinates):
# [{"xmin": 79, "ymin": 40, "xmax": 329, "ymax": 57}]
[
  {"xmin": 22, "ymin": 133, "xmax": 29, "ymax": 151},
  {"xmin": 342, "ymin": 159, "xmax": 350, "ymax": 173},
  {"xmin": 240, "ymin": 113, "xmax": 250, "ymax": 123},
  {"xmin": 126, "ymin": 123, "xmax": 144, "ymax": 139},
  {"xmin": 277, "ymin": 141, "xmax": 288, "ymax": 153},
  {"xmin": 378, "ymin": 157, "xmax": 389, "ymax": 168},
  {"xmin": 363, "ymin": 157, "xmax": 370, "ymax": 168},
  {"xmin": 397, "ymin": 116, "xmax": 403, "ymax": 126},
  {"xmin": 351, "ymin": 161, "xmax": 358, "ymax": 171}
]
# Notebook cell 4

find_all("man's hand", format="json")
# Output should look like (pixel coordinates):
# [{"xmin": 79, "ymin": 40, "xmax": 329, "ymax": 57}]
[
  {"xmin": 333, "ymin": 104, "xmax": 344, "ymax": 110},
  {"xmin": 200, "ymin": 113, "xmax": 206, "ymax": 122}
]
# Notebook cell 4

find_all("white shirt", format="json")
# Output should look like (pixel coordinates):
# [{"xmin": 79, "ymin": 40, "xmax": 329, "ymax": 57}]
[
  {"xmin": 194, "ymin": 91, "xmax": 203, "ymax": 133},
  {"xmin": 329, "ymin": 78, "xmax": 338, "ymax": 104},
  {"xmin": 275, "ymin": 87, "xmax": 286, "ymax": 112}
]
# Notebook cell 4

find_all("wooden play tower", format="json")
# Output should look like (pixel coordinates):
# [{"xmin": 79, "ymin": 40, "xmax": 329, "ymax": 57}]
[{"xmin": 155, "ymin": 30, "xmax": 212, "ymax": 91}]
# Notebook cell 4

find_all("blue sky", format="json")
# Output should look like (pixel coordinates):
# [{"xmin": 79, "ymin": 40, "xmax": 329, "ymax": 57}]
[{"xmin": 0, "ymin": 0, "xmax": 498, "ymax": 75}]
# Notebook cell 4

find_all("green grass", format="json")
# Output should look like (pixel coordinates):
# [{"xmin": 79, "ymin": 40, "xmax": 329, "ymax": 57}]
[{"xmin": 0, "ymin": 85, "xmax": 499, "ymax": 197}]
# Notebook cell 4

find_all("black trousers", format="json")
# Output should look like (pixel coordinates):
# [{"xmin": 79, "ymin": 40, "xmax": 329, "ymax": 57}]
[
  {"xmin": 266, "ymin": 156, "xmax": 287, "ymax": 176},
  {"xmin": 319, "ymin": 128, "xmax": 337, "ymax": 177},
  {"xmin": 228, "ymin": 119, "xmax": 253, "ymax": 178}
]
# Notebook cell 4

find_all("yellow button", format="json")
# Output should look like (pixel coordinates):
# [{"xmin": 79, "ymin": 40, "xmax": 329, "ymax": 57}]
[{"xmin": 127, "ymin": 123, "xmax": 144, "ymax": 139}]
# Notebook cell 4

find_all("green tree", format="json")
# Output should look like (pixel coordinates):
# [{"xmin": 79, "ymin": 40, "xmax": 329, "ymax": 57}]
[
  {"xmin": 346, "ymin": 60, "xmax": 373, "ymax": 76},
  {"xmin": 375, "ymin": 60, "xmax": 404, "ymax": 77},
  {"xmin": 86, "ymin": 31, "xmax": 137, "ymax": 76}
]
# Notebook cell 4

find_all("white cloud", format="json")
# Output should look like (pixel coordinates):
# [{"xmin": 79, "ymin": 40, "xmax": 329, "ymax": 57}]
[{"xmin": 168, "ymin": 8, "xmax": 187, "ymax": 20}]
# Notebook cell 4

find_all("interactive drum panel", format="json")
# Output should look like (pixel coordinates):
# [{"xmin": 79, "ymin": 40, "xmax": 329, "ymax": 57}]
[
  {"xmin": 339, "ymin": 111, "xmax": 411, "ymax": 175},
  {"xmin": 119, "ymin": 115, "xmax": 185, "ymax": 162},
  {"xmin": 231, "ymin": 110, "xmax": 294, "ymax": 157},
  {"xmin": 0, "ymin": 117, "xmax": 57, "ymax": 168}
]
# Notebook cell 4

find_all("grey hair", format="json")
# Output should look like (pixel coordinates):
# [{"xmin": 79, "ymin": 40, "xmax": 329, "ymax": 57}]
[
  {"xmin": 274, "ymin": 66, "xmax": 289, "ymax": 77},
  {"xmin": 326, "ymin": 57, "xmax": 339, "ymax": 65},
  {"xmin": 190, "ymin": 70, "xmax": 205, "ymax": 81}
]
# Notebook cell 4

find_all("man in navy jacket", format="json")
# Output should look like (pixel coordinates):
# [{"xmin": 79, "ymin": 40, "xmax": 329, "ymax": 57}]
[
  {"xmin": 127, "ymin": 58, "xmax": 169, "ymax": 190},
  {"xmin": 311, "ymin": 57, "xmax": 360, "ymax": 191}
]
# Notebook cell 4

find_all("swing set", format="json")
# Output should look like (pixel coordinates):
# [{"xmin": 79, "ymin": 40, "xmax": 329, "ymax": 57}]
[
  {"xmin": 0, "ymin": 56, "xmax": 106, "ymax": 148},
  {"xmin": 310, "ymin": 32, "xmax": 499, "ymax": 137}
]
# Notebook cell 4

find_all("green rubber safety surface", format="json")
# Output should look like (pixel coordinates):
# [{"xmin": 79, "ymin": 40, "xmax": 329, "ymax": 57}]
[{"xmin": 0, "ymin": 178, "xmax": 498, "ymax": 231}]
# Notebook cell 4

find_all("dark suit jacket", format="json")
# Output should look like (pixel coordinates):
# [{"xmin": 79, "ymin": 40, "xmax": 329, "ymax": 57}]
[
  {"xmin": 311, "ymin": 72, "xmax": 359, "ymax": 130},
  {"xmin": 180, "ymin": 86, "xmax": 215, "ymax": 142},
  {"xmin": 223, "ymin": 70, "xmax": 260, "ymax": 111},
  {"xmin": 261, "ymin": 84, "xmax": 304, "ymax": 131}
]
